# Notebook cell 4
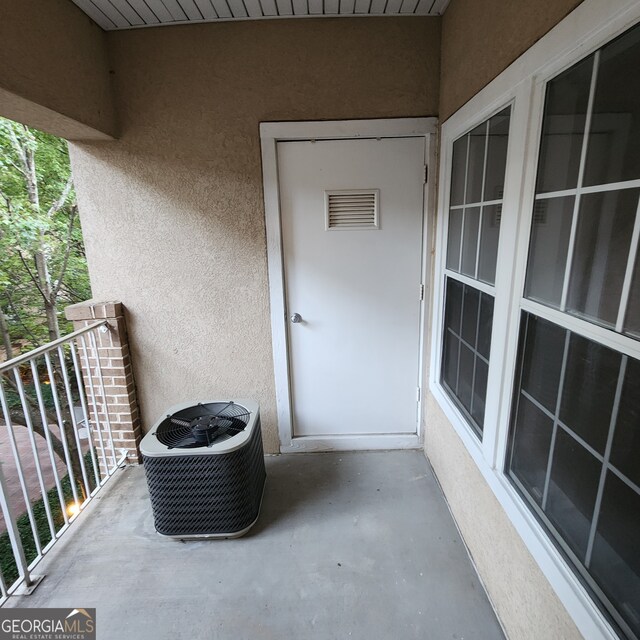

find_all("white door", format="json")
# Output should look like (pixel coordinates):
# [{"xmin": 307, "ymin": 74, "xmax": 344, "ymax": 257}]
[{"xmin": 277, "ymin": 137, "xmax": 425, "ymax": 439}]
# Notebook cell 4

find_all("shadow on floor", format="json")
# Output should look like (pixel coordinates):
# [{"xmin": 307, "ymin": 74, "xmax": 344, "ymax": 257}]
[{"xmin": 248, "ymin": 452, "xmax": 352, "ymax": 535}]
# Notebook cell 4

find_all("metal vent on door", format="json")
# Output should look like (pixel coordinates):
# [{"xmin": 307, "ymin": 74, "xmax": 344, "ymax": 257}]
[{"xmin": 325, "ymin": 190, "xmax": 380, "ymax": 230}]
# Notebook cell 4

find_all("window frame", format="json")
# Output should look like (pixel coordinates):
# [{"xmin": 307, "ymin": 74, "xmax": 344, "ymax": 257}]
[
  {"xmin": 439, "ymin": 107, "xmax": 513, "ymax": 440},
  {"xmin": 429, "ymin": 2, "xmax": 640, "ymax": 639}
]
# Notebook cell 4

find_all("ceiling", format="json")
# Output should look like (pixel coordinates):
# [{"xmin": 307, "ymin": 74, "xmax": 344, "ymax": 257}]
[{"xmin": 71, "ymin": 0, "xmax": 449, "ymax": 30}]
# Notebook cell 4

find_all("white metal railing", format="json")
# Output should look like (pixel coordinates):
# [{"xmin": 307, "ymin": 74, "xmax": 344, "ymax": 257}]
[{"xmin": 0, "ymin": 321, "xmax": 127, "ymax": 601}]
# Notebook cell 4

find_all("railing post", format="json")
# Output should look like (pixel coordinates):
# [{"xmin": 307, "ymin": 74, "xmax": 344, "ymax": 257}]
[
  {"xmin": 65, "ymin": 301, "xmax": 142, "ymax": 466},
  {"xmin": 0, "ymin": 459, "xmax": 32, "ymax": 589}
]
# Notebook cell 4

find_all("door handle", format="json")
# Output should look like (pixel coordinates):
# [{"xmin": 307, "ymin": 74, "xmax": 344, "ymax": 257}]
[{"xmin": 290, "ymin": 313, "xmax": 302, "ymax": 324}]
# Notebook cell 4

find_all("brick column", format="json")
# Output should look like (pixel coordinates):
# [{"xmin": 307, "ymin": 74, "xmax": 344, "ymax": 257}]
[{"xmin": 64, "ymin": 300, "xmax": 142, "ymax": 465}]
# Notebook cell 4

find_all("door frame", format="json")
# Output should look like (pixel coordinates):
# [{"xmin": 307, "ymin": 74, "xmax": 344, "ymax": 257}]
[{"xmin": 260, "ymin": 118, "xmax": 438, "ymax": 453}]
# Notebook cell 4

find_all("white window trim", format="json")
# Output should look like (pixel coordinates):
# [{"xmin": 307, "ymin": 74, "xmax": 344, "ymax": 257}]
[{"xmin": 429, "ymin": 1, "xmax": 640, "ymax": 639}]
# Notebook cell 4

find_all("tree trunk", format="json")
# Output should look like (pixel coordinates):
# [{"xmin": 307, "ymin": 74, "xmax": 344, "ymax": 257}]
[
  {"xmin": 34, "ymin": 249, "xmax": 60, "ymax": 342},
  {"xmin": 0, "ymin": 304, "xmax": 13, "ymax": 360}
]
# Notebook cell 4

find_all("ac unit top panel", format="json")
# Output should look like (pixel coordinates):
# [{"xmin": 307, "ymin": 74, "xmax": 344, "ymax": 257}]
[{"xmin": 140, "ymin": 398, "xmax": 260, "ymax": 458}]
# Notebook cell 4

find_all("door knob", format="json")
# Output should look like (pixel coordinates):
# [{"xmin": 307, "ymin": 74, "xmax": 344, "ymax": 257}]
[{"xmin": 290, "ymin": 313, "xmax": 302, "ymax": 324}]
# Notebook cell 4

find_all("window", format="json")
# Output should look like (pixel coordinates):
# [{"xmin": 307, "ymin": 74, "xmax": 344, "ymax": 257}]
[
  {"xmin": 433, "ymin": 7, "xmax": 640, "ymax": 640},
  {"xmin": 508, "ymin": 315, "xmax": 640, "ymax": 639},
  {"xmin": 442, "ymin": 280, "xmax": 494, "ymax": 436},
  {"xmin": 441, "ymin": 108, "xmax": 511, "ymax": 437},
  {"xmin": 507, "ymin": 22, "xmax": 640, "ymax": 640}
]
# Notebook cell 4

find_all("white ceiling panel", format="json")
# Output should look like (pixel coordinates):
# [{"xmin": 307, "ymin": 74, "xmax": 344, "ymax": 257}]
[
  {"xmin": 108, "ymin": 0, "xmax": 145, "ymax": 23},
  {"xmin": 261, "ymin": 0, "xmax": 279, "ymax": 16},
  {"xmin": 414, "ymin": 0, "xmax": 432, "ymax": 14},
  {"xmin": 126, "ymin": 0, "xmax": 161, "ymax": 22},
  {"xmin": 384, "ymin": 0, "xmax": 402, "ymax": 13},
  {"xmin": 144, "ymin": 0, "xmax": 174, "ymax": 20},
  {"xmin": 89, "ymin": 0, "xmax": 130, "ymax": 27},
  {"xmin": 400, "ymin": 0, "xmax": 419, "ymax": 13},
  {"xmin": 243, "ymin": 0, "xmax": 264, "ymax": 17},
  {"xmin": 70, "ymin": 0, "xmax": 449, "ymax": 30},
  {"xmin": 227, "ymin": 0, "xmax": 247, "ymax": 17},
  {"xmin": 275, "ymin": 0, "xmax": 294, "ymax": 15},
  {"xmin": 179, "ymin": 0, "xmax": 206, "ymax": 19},
  {"xmin": 339, "ymin": 0, "xmax": 355, "ymax": 14},
  {"xmin": 211, "ymin": 0, "xmax": 232, "ymax": 17},
  {"xmin": 160, "ymin": 0, "xmax": 188, "ymax": 19},
  {"xmin": 309, "ymin": 0, "xmax": 324, "ymax": 15},
  {"xmin": 292, "ymin": 0, "xmax": 306, "ymax": 15},
  {"xmin": 193, "ymin": 0, "xmax": 219, "ymax": 19},
  {"xmin": 354, "ymin": 0, "xmax": 369, "ymax": 15}
]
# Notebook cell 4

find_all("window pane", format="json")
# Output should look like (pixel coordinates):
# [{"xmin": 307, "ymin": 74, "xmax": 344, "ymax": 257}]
[
  {"xmin": 624, "ymin": 253, "xmax": 640, "ymax": 339},
  {"xmin": 525, "ymin": 196, "xmax": 575, "ymax": 307},
  {"xmin": 560, "ymin": 333, "xmax": 621, "ymax": 455},
  {"xmin": 590, "ymin": 472, "xmax": 640, "ymax": 640},
  {"xmin": 477, "ymin": 294, "xmax": 493, "ymax": 360},
  {"xmin": 461, "ymin": 286, "xmax": 479, "ymax": 347},
  {"xmin": 447, "ymin": 107, "xmax": 510, "ymax": 285},
  {"xmin": 535, "ymin": 56, "xmax": 594, "ymax": 193},
  {"xmin": 546, "ymin": 429, "xmax": 601, "ymax": 559},
  {"xmin": 509, "ymin": 394, "xmax": 554, "ymax": 505},
  {"xmin": 567, "ymin": 190, "xmax": 639, "ymax": 328},
  {"xmin": 471, "ymin": 358, "xmax": 488, "ymax": 429},
  {"xmin": 521, "ymin": 314, "xmax": 566, "ymax": 414},
  {"xmin": 441, "ymin": 278, "xmax": 493, "ymax": 438},
  {"xmin": 450, "ymin": 136, "xmax": 468, "ymax": 206},
  {"xmin": 584, "ymin": 23, "xmax": 640, "ymax": 186},
  {"xmin": 446, "ymin": 209, "xmax": 463, "ymax": 271},
  {"xmin": 442, "ymin": 329, "xmax": 459, "ymax": 394},
  {"xmin": 478, "ymin": 205, "xmax": 501, "ymax": 285},
  {"xmin": 442, "ymin": 277, "xmax": 463, "ymax": 397},
  {"xmin": 484, "ymin": 108, "xmax": 511, "ymax": 202},
  {"xmin": 444, "ymin": 277, "xmax": 463, "ymax": 334},
  {"xmin": 458, "ymin": 343, "xmax": 474, "ymax": 412},
  {"xmin": 460, "ymin": 207, "xmax": 480, "ymax": 277},
  {"xmin": 610, "ymin": 357, "xmax": 640, "ymax": 488},
  {"xmin": 466, "ymin": 122, "xmax": 487, "ymax": 204}
]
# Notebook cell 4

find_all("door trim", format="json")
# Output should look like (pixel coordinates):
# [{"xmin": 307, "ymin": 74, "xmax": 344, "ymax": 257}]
[{"xmin": 260, "ymin": 118, "xmax": 438, "ymax": 453}]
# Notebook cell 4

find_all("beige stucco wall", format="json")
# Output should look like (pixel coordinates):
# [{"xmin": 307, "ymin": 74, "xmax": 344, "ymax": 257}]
[
  {"xmin": 0, "ymin": 0, "xmax": 116, "ymax": 139},
  {"xmin": 425, "ymin": 395, "xmax": 583, "ymax": 639},
  {"xmin": 439, "ymin": 0, "xmax": 584, "ymax": 120},
  {"xmin": 69, "ymin": 17, "xmax": 441, "ymax": 453}
]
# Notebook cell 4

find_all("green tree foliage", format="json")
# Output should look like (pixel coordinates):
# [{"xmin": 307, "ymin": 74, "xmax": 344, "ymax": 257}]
[
  {"xmin": 0, "ymin": 119, "xmax": 91, "ymax": 500},
  {"xmin": 0, "ymin": 118, "xmax": 91, "ymax": 357}
]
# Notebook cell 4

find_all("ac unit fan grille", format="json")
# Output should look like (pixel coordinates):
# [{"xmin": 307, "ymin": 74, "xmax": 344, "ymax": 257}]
[{"xmin": 156, "ymin": 402, "xmax": 250, "ymax": 449}]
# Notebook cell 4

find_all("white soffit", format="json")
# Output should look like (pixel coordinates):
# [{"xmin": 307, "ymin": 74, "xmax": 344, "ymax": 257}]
[{"xmin": 70, "ymin": 0, "xmax": 449, "ymax": 30}]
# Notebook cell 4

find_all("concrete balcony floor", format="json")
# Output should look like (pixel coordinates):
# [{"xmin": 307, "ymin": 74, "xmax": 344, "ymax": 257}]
[{"xmin": 6, "ymin": 451, "xmax": 505, "ymax": 640}]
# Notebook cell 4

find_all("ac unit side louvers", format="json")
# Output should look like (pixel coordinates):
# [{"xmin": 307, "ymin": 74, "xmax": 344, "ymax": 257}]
[
  {"xmin": 140, "ymin": 399, "xmax": 266, "ymax": 539},
  {"xmin": 325, "ymin": 189, "xmax": 379, "ymax": 230}
]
